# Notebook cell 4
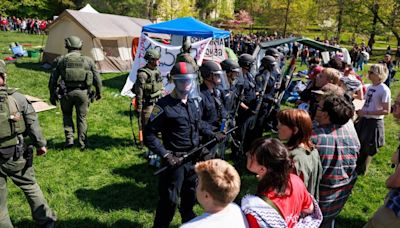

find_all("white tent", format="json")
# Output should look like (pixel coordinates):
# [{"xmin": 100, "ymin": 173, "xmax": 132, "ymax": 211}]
[
  {"xmin": 79, "ymin": 4, "xmax": 99, "ymax": 14},
  {"xmin": 43, "ymin": 9, "xmax": 153, "ymax": 73}
]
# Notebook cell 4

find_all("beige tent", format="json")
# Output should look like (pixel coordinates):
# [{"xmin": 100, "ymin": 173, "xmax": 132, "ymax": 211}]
[
  {"xmin": 43, "ymin": 9, "xmax": 152, "ymax": 73},
  {"xmin": 79, "ymin": 4, "xmax": 99, "ymax": 14}
]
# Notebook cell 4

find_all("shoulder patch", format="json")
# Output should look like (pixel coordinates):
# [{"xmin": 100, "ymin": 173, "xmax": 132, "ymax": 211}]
[{"xmin": 149, "ymin": 105, "xmax": 164, "ymax": 122}]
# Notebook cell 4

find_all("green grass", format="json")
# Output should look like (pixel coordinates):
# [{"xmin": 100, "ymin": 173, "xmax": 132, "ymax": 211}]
[{"xmin": 2, "ymin": 30, "xmax": 400, "ymax": 228}]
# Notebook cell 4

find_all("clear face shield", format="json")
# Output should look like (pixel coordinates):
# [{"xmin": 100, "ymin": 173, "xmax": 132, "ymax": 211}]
[
  {"xmin": 271, "ymin": 63, "xmax": 282, "ymax": 76},
  {"xmin": 210, "ymin": 70, "xmax": 229, "ymax": 91},
  {"xmin": 249, "ymin": 62, "xmax": 257, "ymax": 76},
  {"xmin": 226, "ymin": 68, "xmax": 241, "ymax": 87},
  {"xmin": 172, "ymin": 73, "xmax": 200, "ymax": 99}
]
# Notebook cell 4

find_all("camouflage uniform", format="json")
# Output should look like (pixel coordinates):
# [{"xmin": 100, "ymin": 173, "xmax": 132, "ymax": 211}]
[
  {"xmin": 48, "ymin": 36, "xmax": 102, "ymax": 149},
  {"xmin": 0, "ymin": 61, "xmax": 56, "ymax": 228},
  {"xmin": 133, "ymin": 49, "xmax": 163, "ymax": 127}
]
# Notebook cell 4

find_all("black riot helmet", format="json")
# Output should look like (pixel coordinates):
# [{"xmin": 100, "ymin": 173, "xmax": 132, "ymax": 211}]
[
  {"xmin": 170, "ymin": 62, "xmax": 199, "ymax": 98},
  {"xmin": 200, "ymin": 61, "xmax": 224, "ymax": 79},
  {"xmin": 220, "ymin": 59, "xmax": 241, "ymax": 73},
  {"xmin": 261, "ymin": 55, "xmax": 278, "ymax": 70},
  {"xmin": 261, "ymin": 55, "xmax": 281, "ymax": 76},
  {"xmin": 265, "ymin": 48, "xmax": 281, "ymax": 58},
  {"xmin": 238, "ymin": 54, "xmax": 255, "ymax": 69}
]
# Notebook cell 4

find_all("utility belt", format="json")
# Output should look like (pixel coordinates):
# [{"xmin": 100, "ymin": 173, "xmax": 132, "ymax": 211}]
[
  {"xmin": 0, "ymin": 135, "xmax": 33, "ymax": 168},
  {"xmin": 143, "ymin": 96, "xmax": 160, "ymax": 105},
  {"xmin": 66, "ymin": 86, "xmax": 88, "ymax": 92}
]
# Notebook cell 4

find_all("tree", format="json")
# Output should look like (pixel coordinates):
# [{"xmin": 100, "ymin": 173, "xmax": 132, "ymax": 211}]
[
  {"xmin": 0, "ymin": 0, "xmax": 75, "ymax": 18},
  {"xmin": 156, "ymin": 0, "xmax": 197, "ymax": 21}
]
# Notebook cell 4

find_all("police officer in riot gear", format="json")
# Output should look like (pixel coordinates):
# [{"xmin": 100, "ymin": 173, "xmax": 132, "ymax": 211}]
[
  {"xmin": 235, "ymin": 54, "xmax": 257, "ymax": 155},
  {"xmin": 199, "ymin": 61, "xmax": 228, "ymax": 157},
  {"xmin": 265, "ymin": 47, "xmax": 285, "ymax": 69},
  {"xmin": 199, "ymin": 61, "xmax": 227, "ymax": 130},
  {"xmin": 0, "ymin": 61, "xmax": 57, "ymax": 228},
  {"xmin": 220, "ymin": 59, "xmax": 242, "ymax": 116},
  {"xmin": 49, "ymin": 35, "xmax": 102, "ymax": 150},
  {"xmin": 144, "ymin": 62, "xmax": 223, "ymax": 228},
  {"xmin": 253, "ymin": 55, "xmax": 282, "ymax": 137},
  {"xmin": 133, "ymin": 49, "xmax": 163, "ymax": 128}
]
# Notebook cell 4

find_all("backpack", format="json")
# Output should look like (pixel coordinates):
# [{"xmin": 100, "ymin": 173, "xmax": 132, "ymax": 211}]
[{"xmin": 0, "ymin": 89, "xmax": 26, "ymax": 148}]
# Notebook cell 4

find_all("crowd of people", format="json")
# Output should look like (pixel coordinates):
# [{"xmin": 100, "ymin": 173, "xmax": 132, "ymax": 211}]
[
  {"xmin": 1, "ymin": 32, "xmax": 400, "ymax": 228},
  {"xmin": 229, "ymin": 32, "xmax": 339, "ymax": 57},
  {"xmin": 136, "ymin": 37, "xmax": 399, "ymax": 227},
  {"xmin": 0, "ymin": 15, "xmax": 51, "ymax": 34}
]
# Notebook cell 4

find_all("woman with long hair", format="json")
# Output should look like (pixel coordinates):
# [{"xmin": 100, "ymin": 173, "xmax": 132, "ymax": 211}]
[
  {"xmin": 241, "ymin": 138, "xmax": 321, "ymax": 228},
  {"xmin": 277, "ymin": 109, "xmax": 322, "ymax": 200}
]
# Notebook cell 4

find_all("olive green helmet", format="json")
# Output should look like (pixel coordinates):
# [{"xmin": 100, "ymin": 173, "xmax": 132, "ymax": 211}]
[
  {"xmin": 65, "ymin": 36, "xmax": 83, "ymax": 50},
  {"xmin": 144, "ymin": 49, "xmax": 161, "ymax": 60}
]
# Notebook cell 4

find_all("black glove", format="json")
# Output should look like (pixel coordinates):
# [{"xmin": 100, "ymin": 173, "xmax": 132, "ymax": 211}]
[
  {"xmin": 165, "ymin": 153, "xmax": 181, "ymax": 167},
  {"xmin": 95, "ymin": 93, "xmax": 102, "ymax": 100},
  {"xmin": 214, "ymin": 132, "xmax": 226, "ymax": 143},
  {"xmin": 50, "ymin": 96, "xmax": 57, "ymax": 106}
]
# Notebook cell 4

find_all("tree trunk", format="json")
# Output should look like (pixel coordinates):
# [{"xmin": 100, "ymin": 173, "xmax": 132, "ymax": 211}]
[
  {"xmin": 394, "ymin": 31, "xmax": 400, "ymax": 46},
  {"xmin": 283, "ymin": 0, "xmax": 291, "ymax": 37},
  {"xmin": 368, "ymin": 3, "xmax": 379, "ymax": 54},
  {"xmin": 336, "ymin": 0, "xmax": 344, "ymax": 44}
]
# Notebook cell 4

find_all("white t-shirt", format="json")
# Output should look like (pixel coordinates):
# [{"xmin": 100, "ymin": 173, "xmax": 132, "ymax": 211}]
[
  {"xmin": 180, "ymin": 203, "xmax": 249, "ymax": 228},
  {"xmin": 362, "ymin": 83, "xmax": 391, "ymax": 119}
]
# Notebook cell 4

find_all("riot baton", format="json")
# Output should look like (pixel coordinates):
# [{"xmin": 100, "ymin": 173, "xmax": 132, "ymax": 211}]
[{"xmin": 154, "ymin": 126, "xmax": 238, "ymax": 175}]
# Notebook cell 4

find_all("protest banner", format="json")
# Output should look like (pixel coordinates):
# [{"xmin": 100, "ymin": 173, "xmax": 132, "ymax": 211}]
[
  {"xmin": 191, "ymin": 37, "xmax": 226, "ymax": 63},
  {"xmin": 121, "ymin": 34, "xmax": 211, "ymax": 97}
]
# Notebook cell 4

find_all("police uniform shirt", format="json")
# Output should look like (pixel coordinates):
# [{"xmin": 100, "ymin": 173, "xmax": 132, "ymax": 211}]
[
  {"xmin": 220, "ymin": 83, "xmax": 239, "ymax": 117},
  {"xmin": 242, "ymin": 72, "xmax": 257, "ymax": 107},
  {"xmin": 144, "ymin": 93, "xmax": 214, "ymax": 157},
  {"xmin": 199, "ymin": 84, "xmax": 226, "ymax": 129},
  {"xmin": 255, "ymin": 70, "xmax": 276, "ymax": 98}
]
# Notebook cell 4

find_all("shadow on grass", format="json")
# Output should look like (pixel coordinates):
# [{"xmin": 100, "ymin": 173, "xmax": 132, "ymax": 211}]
[
  {"xmin": 15, "ymin": 61, "xmax": 52, "ymax": 73},
  {"xmin": 14, "ymin": 218, "xmax": 143, "ymax": 228},
  {"xmin": 118, "ymin": 110, "xmax": 131, "ymax": 117},
  {"xmin": 335, "ymin": 216, "xmax": 366, "ymax": 228},
  {"xmin": 47, "ymin": 135, "xmax": 132, "ymax": 150},
  {"xmin": 103, "ymin": 74, "xmax": 128, "ymax": 90},
  {"xmin": 76, "ymin": 163, "xmax": 158, "ymax": 212}
]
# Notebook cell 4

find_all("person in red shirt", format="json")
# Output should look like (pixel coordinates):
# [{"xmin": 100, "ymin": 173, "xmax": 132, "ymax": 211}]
[
  {"xmin": 1, "ymin": 18, "xmax": 8, "ymax": 31},
  {"xmin": 242, "ymin": 138, "xmax": 315, "ymax": 228}
]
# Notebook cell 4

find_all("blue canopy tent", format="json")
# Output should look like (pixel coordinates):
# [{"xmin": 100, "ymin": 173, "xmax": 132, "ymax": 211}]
[{"xmin": 142, "ymin": 17, "xmax": 230, "ymax": 38}]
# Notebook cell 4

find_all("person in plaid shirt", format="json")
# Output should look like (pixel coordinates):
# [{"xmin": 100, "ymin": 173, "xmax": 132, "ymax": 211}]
[{"xmin": 311, "ymin": 94, "xmax": 360, "ymax": 228}]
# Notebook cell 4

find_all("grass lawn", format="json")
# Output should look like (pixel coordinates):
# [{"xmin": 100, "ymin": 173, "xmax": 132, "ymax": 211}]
[{"xmin": 1, "ymin": 31, "xmax": 400, "ymax": 228}]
